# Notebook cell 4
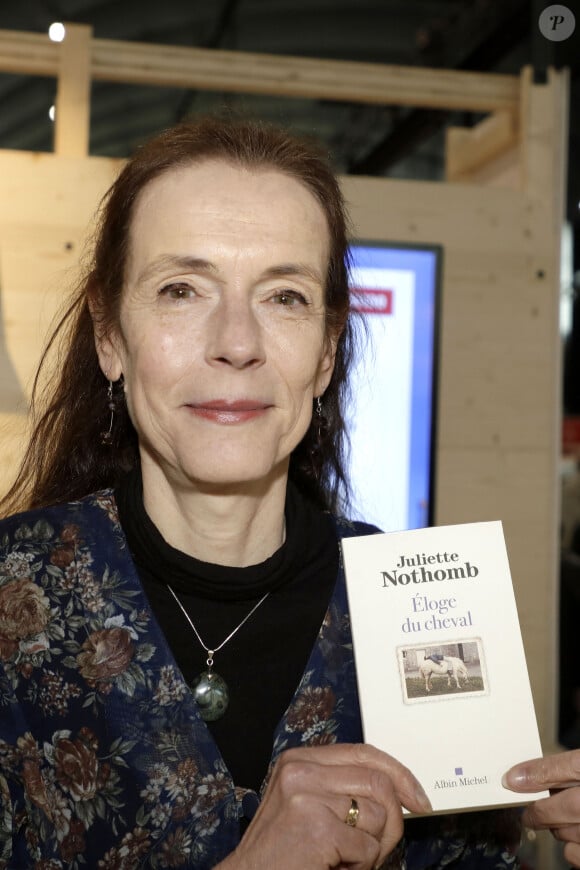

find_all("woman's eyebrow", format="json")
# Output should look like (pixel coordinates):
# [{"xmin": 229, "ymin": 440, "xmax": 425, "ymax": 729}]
[
  {"xmin": 136, "ymin": 256, "xmax": 323, "ymax": 286},
  {"xmin": 136, "ymin": 255, "xmax": 219, "ymax": 284},
  {"xmin": 261, "ymin": 263, "xmax": 324, "ymax": 284}
]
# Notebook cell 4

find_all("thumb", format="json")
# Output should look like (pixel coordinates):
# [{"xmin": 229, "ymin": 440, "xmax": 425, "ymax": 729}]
[{"xmin": 503, "ymin": 752, "xmax": 580, "ymax": 792}]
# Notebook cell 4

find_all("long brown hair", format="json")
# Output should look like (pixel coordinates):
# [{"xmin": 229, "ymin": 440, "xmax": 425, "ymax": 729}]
[{"xmin": 0, "ymin": 117, "xmax": 357, "ymax": 516}]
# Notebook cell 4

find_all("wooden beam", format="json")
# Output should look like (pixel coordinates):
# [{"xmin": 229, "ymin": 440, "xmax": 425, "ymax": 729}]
[
  {"xmin": 445, "ymin": 111, "xmax": 519, "ymax": 181},
  {"xmin": 54, "ymin": 25, "xmax": 92, "ymax": 158},
  {"xmin": 0, "ymin": 27, "xmax": 519, "ymax": 114},
  {"xmin": 0, "ymin": 29, "xmax": 58, "ymax": 77},
  {"xmin": 90, "ymin": 39, "xmax": 519, "ymax": 113},
  {"xmin": 519, "ymin": 65, "xmax": 570, "ymax": 224}
]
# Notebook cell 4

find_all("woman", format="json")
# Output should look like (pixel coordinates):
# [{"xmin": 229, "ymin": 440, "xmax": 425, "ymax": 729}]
[{"xmin": 0, "ymin": 118, "xmax": 520, "ymax": 868}]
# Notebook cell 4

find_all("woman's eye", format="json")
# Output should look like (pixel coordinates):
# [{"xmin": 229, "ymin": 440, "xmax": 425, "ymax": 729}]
[
  {"xmin": 159, "ymin": 283, "xmax": 195, "ymax": 300},
  {"xmin": 272, "ymin": 290, "xmax": 308, "ymax": 307}
]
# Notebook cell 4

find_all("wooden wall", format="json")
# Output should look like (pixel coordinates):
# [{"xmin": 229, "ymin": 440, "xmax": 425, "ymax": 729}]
[{"xmin": 0, "ymin": 151, "xmax": 122, "ymax": 485}]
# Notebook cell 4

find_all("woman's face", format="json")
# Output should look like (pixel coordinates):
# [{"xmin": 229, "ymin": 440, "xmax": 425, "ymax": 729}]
[{"xmin": 97, "ymin": 159, "xmax": 336, "ymax": 491}]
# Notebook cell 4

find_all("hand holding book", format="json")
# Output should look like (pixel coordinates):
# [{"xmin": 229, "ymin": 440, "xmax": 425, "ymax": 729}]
[
  {"xmin": 504, "ymin": 751, "xmax": 580, "ymax": 868},
  {"xmin": 223, "ymin": 743, "xmax": 432, "ymax": 870}
]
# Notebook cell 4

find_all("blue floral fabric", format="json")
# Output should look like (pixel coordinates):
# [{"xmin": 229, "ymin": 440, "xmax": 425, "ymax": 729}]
[{"xmin": 0, "ymin": 492, "xmax": 519, "ymax": 868}]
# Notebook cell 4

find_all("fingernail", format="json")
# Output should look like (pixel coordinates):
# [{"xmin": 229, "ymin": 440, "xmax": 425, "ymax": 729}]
[
  {"xmin": 415, "ymin": 784, "xmax": 432, "ymax": 812},
  {"xmin": 502, "ymin": 770, "xmax": 527, "ymax": 789}
]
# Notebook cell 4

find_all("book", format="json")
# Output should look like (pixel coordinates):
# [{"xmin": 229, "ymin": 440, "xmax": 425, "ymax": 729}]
[{"xmin": 341, "ymin": 520, "xmax": 549, "ymax": 814}]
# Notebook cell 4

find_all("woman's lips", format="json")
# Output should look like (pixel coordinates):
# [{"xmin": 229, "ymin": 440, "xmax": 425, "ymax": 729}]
[{"xmin": 187, "ymin": 400, "xmax": 271, "ymax": 424}]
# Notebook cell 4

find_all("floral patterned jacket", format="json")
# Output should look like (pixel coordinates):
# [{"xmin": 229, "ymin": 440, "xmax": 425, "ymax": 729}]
[{"xmin": 0, "ymin": 492, "xmax": 519, "ymax": 869}]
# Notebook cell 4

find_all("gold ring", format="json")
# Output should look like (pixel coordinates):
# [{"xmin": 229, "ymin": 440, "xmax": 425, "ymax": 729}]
[{"xmin": 344, "ymin": 796, "xmax": 359, "ymax": 827}]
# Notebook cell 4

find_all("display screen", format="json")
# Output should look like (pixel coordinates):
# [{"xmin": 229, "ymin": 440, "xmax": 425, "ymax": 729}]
[{"xmin": 342, "ymin": 241, "xmax": 441, "ymax": 532}]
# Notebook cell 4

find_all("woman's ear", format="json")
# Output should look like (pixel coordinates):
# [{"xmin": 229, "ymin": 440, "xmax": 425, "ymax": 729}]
[
  {"xmin": 95, "ymin": 334, "xmax": 123, "ymax": 382},
  {"xmin": 315, "ymin": 331, "xmax": 339, "ymax": 397},
  {"xmin": 89, "ymin": 299, "xmax": 123, "ymax": 382}
]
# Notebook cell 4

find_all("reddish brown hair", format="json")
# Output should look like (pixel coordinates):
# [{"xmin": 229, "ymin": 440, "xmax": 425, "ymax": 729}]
[{"xmin": 1, "ymin": 117, "xmax": 356, "ymax": 515}]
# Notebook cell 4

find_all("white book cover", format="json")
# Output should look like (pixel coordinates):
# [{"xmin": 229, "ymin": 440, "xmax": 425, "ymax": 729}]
[{"xmin": 342, "ymin": 521, "xmax": 548, "ymax": 814}]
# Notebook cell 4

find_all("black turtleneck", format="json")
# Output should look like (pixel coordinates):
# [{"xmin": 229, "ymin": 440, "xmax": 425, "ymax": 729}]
[{"xmin": 114, "ymin": 471, "xmax": 338, "ymax": 794}]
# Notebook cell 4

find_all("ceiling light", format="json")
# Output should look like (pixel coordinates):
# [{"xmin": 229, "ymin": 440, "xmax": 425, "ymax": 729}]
[{"xmin": 48, "ymin": 23, "xmax": 66, "ymax": 42}]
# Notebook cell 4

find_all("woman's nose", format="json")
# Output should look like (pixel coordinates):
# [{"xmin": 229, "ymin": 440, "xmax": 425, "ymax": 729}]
[{"xmin": 205, "ymin": 295, "xmax": 265, "ymax": 369}]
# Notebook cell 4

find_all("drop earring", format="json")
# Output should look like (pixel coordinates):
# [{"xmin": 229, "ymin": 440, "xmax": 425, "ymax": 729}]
[
  {"xmin": 100, "ymin": 380, "xmax": 115, "ymax": 446},
  {"xmin": 308, "ymin": 395, "xmax": 328, "ymax": 480},
  {"xmin": 313, "ymin": 396, "xmax": 327, "ymax": 447}
]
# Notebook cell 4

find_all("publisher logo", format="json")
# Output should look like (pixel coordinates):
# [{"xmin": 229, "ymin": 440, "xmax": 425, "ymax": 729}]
[
  {"xmin": 434, "ymin": 771, "xmax": 488, "ymax": 790},
  {"xmin": 538, "ymin": 4, "xmax": 576, "ymax": 41}
]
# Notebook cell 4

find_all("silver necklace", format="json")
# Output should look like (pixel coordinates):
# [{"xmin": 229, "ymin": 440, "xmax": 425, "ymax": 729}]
[{"xmin": 168, "ymin": 585, "xmax": 270, "ymax": 722}]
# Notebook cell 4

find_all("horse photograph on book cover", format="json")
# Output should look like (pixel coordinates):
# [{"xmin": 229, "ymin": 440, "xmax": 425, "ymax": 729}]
[{"xmin": 397, "ymin": 639, "xmax": 488, "ymax": 703}]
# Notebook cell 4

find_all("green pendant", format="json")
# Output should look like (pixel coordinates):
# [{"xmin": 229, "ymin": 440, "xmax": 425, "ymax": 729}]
[{"xmin": 191, "ymin": 670, "xmax": 229, "ymax": 721}]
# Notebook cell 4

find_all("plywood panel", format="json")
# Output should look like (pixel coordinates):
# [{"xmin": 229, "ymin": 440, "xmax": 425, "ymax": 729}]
[
  {"xmin": 0, "ymin": 151, "xmax": 121, "ymax": 386},
  {"xmin": 343, "ymin": 174, "xmax": 551, "ymax": 255},
  {"xmin": 0, "ymin": 151, "xmax": 122, "ymax": 496},
  {"xmin": 0, "ymin": 415, "xmax": 30, "ymax": 496},
  {"xmin": 0, "ymin": 149, "xmax": 120, "ymax": 225},
  {"xmin": 1, "ymin": 223, "xmax": 86, "ymax": 391}
]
